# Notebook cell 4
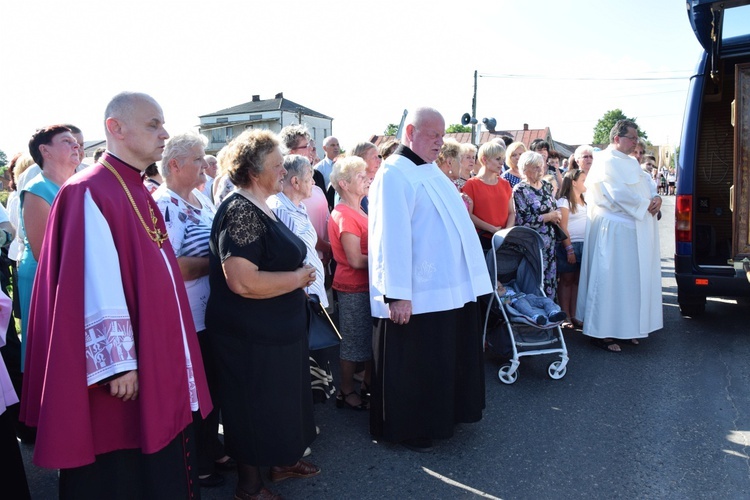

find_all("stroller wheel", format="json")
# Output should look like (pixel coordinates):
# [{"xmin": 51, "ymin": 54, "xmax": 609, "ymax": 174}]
[
  {"xmin": 547, "ymin": 360, "xmax": 567, "ymax": 380},
  {"xmin": 498, "ymin": 363, "xmax": 518, "ymax": 384}
]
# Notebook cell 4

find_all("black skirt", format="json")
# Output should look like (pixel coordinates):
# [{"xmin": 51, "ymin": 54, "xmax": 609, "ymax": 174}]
[{"xmin": 370, "ymin": 302, "xmax": 485, "ymax": 442}]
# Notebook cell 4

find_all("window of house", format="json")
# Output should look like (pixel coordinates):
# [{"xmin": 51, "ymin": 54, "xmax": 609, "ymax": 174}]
[{"xmin": 211, "ymin": 126, "xmax": 233, "ymax": 144}]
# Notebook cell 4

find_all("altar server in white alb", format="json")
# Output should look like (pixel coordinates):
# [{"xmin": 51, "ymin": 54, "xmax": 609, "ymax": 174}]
[
  {"xmin": 368, "ymin": 107, "xmax": 492, "ymax": 452},
  {"xmin": 576, "ymin": 119, "xmax": 663, "ymax": 353}
]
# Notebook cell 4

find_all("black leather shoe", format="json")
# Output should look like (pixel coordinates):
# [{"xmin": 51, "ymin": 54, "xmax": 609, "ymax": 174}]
[
  {"xmin": 215, "ymin": 457, "xmax": 237, "ymax": 471},
  {"xmin": 401, "ymin": 437, "xmax": 433, "ymax": 452},
  {"xmin": 199, "ymin": 472, "xmax": 225, "ymax": 488}
]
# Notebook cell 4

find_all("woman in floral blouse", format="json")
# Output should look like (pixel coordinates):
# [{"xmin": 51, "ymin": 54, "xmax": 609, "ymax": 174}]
[{"xmin": 513, "ymin": 151, "xmax": 561, "ymax": 300}]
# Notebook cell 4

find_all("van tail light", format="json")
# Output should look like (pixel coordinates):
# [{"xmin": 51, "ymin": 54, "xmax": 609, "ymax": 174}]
[{"xmin": 676, "ymin": 195, "xmax": 692, "ymax": 243}]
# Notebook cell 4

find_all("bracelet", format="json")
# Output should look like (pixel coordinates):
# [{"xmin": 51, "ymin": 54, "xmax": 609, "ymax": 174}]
[{"xmin": 565, "ymin": 244, "xmax": 573, "ymax": 251}]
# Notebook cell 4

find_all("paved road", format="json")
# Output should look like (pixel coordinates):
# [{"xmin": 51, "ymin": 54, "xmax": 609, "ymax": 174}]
[{"xmin": 21, "ymin": 196, "xmax": 750, "ymax": 499}]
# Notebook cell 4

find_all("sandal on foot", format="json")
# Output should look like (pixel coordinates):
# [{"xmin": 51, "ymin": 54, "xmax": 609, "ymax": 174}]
[
  {"xmin": 270, "ymin": 460, "xmax": 320, "ymax": 482},
  {"xmin": 590, "ymin": 338, "xmax": 621, "ymax": 353},
  {"xmin": 336, "ymin": 391, "xmax": 367, "ymax": 410},
  {"xmin": 360, "ymin": 382, "xmax": 371, "ymax": 403}
]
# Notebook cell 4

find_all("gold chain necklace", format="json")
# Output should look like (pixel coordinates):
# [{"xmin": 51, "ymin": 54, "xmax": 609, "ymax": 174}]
[{"xmin": 100, "ymin": 158, "xmax": 169, "ymax": 247}]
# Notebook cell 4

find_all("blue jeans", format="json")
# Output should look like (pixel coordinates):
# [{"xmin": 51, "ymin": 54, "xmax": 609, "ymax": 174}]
[{"xmin": 511, "ymin": 294, "xmax": 560, "ymax": 318}]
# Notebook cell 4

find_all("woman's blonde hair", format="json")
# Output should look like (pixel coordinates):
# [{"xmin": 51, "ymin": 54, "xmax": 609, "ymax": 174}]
[
  {"xmin": 478, "ymin": 141, "xmax": 506, "ymax": 166},
  {"xmin": 330, "ymin": 156, "xmax": 366, "ymax": 196},
  {"xmin": 437, "ymin": 138, "xmax": 462, "ymax": 167},
  {"xmin": 505, "ymin": 141, "xmax": 527, "ymax": 163}
]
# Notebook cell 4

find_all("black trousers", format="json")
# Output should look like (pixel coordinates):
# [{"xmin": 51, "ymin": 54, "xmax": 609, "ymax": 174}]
[
  {"xmin": 59, "ymin": 425, "xmax": 199, "ymax": 500},
  {"xmin": 0, "ymin": 409, "xmax": 30, "ymax": 499}
]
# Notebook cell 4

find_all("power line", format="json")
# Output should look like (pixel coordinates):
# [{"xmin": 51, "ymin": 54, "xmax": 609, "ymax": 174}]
[
  {"xmin": 479, "ymin": 73, "xmax": 690, "ymax": 81},
  {"xmin": 614, "ymin": 89, "xmax": 688, "ymax": 98}
]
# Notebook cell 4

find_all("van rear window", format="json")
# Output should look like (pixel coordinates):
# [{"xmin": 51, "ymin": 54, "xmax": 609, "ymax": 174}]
[{"xmin": 723, "ymin": 5, "xmax": 750, "ymax": 41}]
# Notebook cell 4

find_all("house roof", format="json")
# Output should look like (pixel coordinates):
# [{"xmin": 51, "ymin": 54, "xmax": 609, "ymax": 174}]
[
  {"xmin": 83, "ymin": 139, "xmax": 105, "ymax": 151},
  {"xmin": 200, "ymin": 95, "xmax": 332, "ymax": 120}
]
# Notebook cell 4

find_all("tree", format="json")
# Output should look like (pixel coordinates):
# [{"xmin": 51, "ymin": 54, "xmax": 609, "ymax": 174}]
[
  {"xmin": 446, "ymin": 124, "xmax": 471, "ymax": 134},
  {"xmin": 384, "ymin": 123, "xmax": 398, "ymax": 136},
  {"xmin": 0, "ymin": 149, "xmax": 6, "ymax": 168},
  {"xmin": 592, "ymin": 109, "xmax": 648, "ymax": 145}
]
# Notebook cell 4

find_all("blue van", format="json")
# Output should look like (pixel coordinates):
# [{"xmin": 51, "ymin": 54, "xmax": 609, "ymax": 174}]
[{"xmin": 676, "ymin": 1, "xmax": 750, "ymax": 316}]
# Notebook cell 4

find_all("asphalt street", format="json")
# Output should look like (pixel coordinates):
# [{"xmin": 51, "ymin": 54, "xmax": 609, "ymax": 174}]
[{"xmin": 21, "ymin": 195, "xmax": 750, "ymax": 499}]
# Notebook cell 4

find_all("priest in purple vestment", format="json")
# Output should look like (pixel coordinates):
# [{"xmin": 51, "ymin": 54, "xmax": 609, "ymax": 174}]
[{"xmin": 20, "ymin": 92, "xmax": 212, "ymax": 499}]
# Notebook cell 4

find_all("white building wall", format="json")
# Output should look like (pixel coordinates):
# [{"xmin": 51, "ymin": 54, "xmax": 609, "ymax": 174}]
[
  {"xmin": 200, "ymin": 108, "xmax": 332, "ymax": 154},
  {"xmin": 279, "ymin": 111, "xmax": 332, "ymax": 144}
]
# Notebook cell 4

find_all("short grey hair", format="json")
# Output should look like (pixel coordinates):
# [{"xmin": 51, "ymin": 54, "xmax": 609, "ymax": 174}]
[
  {"xmin": 574, "ymin": 144, "xmax": 593, "ymax": 160},
  {"xmin": 160, "ymin": 132, "xmax": 207, "ymax": 178},
  {"xmin": 104, "ymin": 91, "xmax": 155, "ymax": 123},
  {"xmin": 351, "ymin": 141, "xmax": 377, "ymax": 159},
  {"xmin": 518, "ymin": 151, "xmax": 544, "ymax": 173},
  {"xmin": 278, "ymin": 124, "xmax": 311, "ymax": 155},
  {"xmin": 282, "ymin": 154, "xmax": 311, "ymax": 183},
  {"xmin": 405, "ymin": 107, "xmax": 443, "ymax": 130},
  {"xmin": 322, "ymin": 136, "xmax": 338, "ymax": 147}
]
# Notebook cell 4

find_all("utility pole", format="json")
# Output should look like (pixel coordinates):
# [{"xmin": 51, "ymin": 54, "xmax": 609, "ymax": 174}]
[{"xmin": 472, "ymin": 70, "xmax": 478, "ymax": 146}]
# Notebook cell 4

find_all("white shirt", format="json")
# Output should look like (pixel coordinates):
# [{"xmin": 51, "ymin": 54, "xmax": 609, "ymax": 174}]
[
  {"xmin": 153, "ymin": 186, "xmax": 216, "ymax": 331},
  {"xmin": 314, "ymin": 157, "xmax": 334, "ymax": 188},
  {"xmin": 368, "ymin": 152, "xmax": 492, "ymax": 318},
  {"xmin": 557, "ymin": 198, "xmax": 587, "ymax": 243}
]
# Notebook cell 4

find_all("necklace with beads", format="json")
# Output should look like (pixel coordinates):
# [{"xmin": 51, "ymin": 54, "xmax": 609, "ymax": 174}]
[{"xmin": 100, "ymin": 158, "xmax": 169, "ymax": 247}]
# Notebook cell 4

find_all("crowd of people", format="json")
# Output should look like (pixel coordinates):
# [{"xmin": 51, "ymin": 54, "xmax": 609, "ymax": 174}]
[{"xmin": 0, "ymin": 94, "xmax": 665, "ymax": 499}]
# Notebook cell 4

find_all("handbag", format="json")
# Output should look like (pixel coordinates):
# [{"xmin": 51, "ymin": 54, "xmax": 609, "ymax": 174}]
[
  {"xmin": 306, "ymin": 293, "xmax": 341, "ymax": 350},
  {"xmin": 551, "ymin": 222, "xmax": 568, "ymax": 241}
]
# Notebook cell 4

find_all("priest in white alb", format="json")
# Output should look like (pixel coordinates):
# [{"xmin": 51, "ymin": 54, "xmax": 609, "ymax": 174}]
[{"xmin": 576, "ymin": 119, "xmax": 663, "ymax": 353}]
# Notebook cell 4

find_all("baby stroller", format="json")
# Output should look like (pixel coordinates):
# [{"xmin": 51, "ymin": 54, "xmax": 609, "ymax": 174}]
[{"xmin": 483, "ymin": 226, "xmax": 569, "ymax": 384}]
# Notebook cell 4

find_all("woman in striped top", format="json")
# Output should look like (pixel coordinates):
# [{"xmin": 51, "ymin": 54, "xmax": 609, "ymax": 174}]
[
  {"xmin": 267, "ymin": 154, "xmax": 328, "ymax": 307},
  {"xmin": 153, "ymin": 132, "xmax": 228, "ymax": 487}
]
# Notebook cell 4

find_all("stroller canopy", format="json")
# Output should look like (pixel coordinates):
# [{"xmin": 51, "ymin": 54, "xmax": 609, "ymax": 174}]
[{"xmin": 485, "ymin": 226, "xmax": 544, "ymax": 295}]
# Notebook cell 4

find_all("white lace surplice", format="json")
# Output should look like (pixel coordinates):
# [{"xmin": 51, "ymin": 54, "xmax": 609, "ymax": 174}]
[{"xmin": 83, "ymin": 190, "xmax": 198, "ymax": 410}]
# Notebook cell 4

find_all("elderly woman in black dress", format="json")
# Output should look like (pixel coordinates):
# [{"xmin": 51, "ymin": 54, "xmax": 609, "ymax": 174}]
[{"xmin": 205, "ymin": 129, "xmax": 319, "ymax": 499}]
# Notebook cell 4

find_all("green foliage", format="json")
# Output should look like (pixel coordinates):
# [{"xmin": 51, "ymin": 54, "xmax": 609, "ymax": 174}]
[
  {"xmin": 0, "ymin": 191, "xmax": 8, "ymax": 207},
  {"xmin": 384, "ymin": 123, "xmax": 398, "ymax": 136},
  {"xmin": 446, "ymin": 124, "xmax": 471, "ymax": 134},
  {"xmin": 0, "ymin": 149, "xmax": 6, "ymax": 168},
  {"xmin": 592, "ymin": 109, "xmax": 648, "ymax": 145}
]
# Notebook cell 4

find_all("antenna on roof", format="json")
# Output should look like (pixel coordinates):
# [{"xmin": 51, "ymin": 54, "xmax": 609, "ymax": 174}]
[{"xmin": 395, "ymin": 109, "xmax": 408, "ymax": 140}]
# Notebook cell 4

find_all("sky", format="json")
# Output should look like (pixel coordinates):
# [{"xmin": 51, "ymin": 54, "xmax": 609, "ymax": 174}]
[{"xmin": 0, "ymin": 0, "xmax": 720, "ymax": 158}]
